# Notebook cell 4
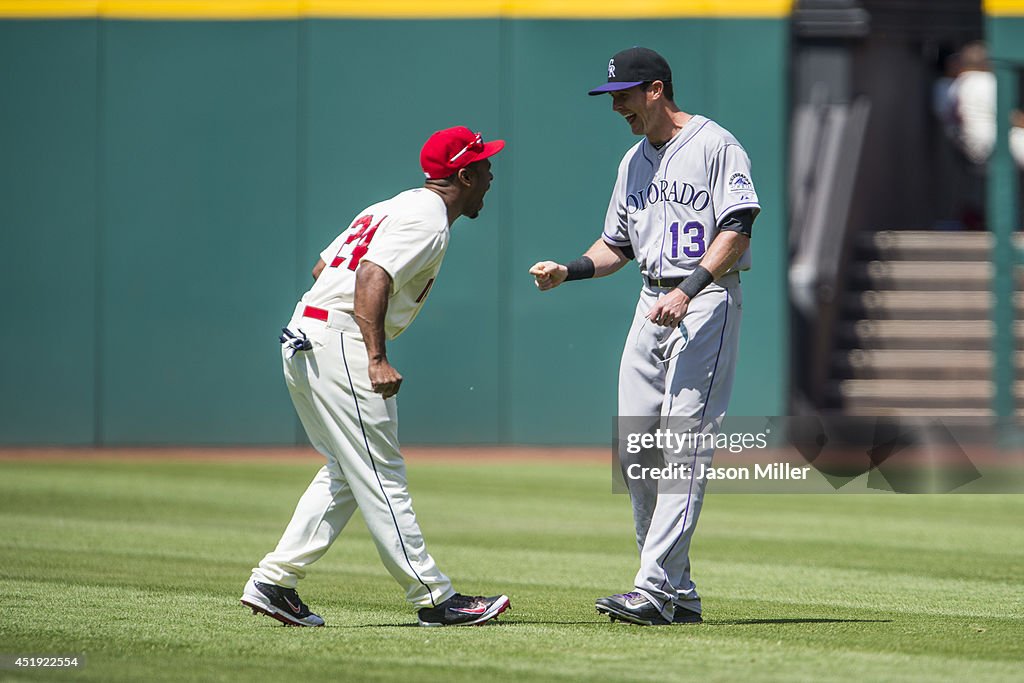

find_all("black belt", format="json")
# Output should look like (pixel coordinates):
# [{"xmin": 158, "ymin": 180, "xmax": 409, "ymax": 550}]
[{"xmin": 644, "ymin": 275, "xmax": 686, "ymax": 288}]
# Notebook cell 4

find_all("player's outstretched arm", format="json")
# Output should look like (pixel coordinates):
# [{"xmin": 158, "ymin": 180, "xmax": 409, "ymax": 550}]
[
  {"xmin": 530, "ymin": 239, "xmax": 630, "ymax": 291},
  {"xmin": 353, "ymin": 261, "xmax": 403, "ymax": 399}
]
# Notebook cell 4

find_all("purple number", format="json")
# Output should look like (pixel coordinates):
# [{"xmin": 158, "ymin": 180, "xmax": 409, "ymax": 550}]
[
  {"xmin": 682, "ymin": 221, "xmax": 705, "ymax": 257},
  {"xmin": 668, "ymin": 221, "xmax": 706, "ymax": 258}
]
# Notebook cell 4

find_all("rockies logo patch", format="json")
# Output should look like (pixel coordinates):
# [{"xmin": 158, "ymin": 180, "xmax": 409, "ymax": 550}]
[{"xmin": 727, "ymin": 172, "xmax": 753, "ymax": 194}]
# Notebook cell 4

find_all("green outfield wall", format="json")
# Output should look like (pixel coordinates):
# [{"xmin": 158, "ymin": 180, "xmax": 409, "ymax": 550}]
[{"xmin": 0, "ymin": 7, "xmax": 788, "ymax": 445}]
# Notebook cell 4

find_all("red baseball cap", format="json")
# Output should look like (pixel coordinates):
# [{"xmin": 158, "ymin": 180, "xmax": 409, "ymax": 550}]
[{"xmin": 420, "ymin": 126, "xmax": 505, "ymax": 180}]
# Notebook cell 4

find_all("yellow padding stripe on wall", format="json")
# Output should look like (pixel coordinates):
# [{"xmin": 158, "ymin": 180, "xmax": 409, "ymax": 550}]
[
  {"xmin": 985, "ymin": 0, "xmax": 1024, "ymax": 16},
  {"xmin": 0, "ymin": 0, "xmax": 794, "ymax": 19}
]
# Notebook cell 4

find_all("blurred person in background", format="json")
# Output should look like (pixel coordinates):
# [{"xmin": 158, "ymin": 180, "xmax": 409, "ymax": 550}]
[
  {"xmin": 935, "ymin": 41, "xmax": 1024, "ymax": 230},
  {"xmin": 948, "ymin": 41, "xmax": 996, "ymax": 166}
]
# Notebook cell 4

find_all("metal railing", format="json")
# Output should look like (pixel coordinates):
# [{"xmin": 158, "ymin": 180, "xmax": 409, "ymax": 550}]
[{"xmin": 789, "ymin": 92, "xmax": 871, "ymax": 410}]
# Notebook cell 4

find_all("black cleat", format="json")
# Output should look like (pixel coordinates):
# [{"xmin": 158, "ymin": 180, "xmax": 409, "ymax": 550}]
[
  {"xmin": 241, "ymin": 579, "xmax": 325, "ymax": 627},
  {"xmin": 672, "ymin": 606, "xmax": 704, "ymax": 623},
  {"xmin": 596, "ymin": 591, "xmax": 702, "ymax": 626},
  {"xmin": 417, "ymin": 593, "xmax": 510, "ymax": 627}
]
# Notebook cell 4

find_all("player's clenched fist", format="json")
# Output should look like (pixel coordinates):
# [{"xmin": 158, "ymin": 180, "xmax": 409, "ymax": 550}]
[
  {"xmin": 368, "ymin": 359, "xmax": 403, "ymax": 399},
  {"xmin": 529, "ymin": 261, "xmax": 568, "ymax": 291}
]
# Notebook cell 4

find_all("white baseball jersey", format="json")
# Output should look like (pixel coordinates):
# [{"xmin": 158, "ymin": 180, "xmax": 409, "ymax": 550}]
[
  {"xmin": 601, "ymin": 115, "xmax": 760, "ymax": 279},
  {"xmin": 300, "ymin": 188, "xmax": 450, "ymax": 339},
  {"xmin": 257, "ymin": 185, "xmax": 458, "ymax": 610}
]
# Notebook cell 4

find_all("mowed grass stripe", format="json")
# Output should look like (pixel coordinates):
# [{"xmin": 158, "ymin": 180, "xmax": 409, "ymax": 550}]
[
  {"xmin": 1, "ymin": 578, "xmax": 1019, "ymax": 682},
  {"xmin": 1, "ymin": 579, "xmax": 1019, "ymax": 683},
  {"xmin": 5, "ymin": 493, "xmax": 1019, "ymax": 585},
  {"xmin": 0, "ymin": 457, "xmax": 1021, "ymax": 682},
  {"xmin": 5, "ymin": 525, "xmax": 1022, "ymax": 614}
]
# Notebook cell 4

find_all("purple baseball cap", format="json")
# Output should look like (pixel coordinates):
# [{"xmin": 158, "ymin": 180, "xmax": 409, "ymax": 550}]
[{"xmin": 588, "ymin": 47, "xmax": 672, "ymax": 96}]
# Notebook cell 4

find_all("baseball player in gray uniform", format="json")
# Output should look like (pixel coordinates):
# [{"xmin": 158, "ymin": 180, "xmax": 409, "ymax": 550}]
[
  {"xmin": 242, "ymin": 126, "xmax": 510, "ymax": 628},
  {"xmin": 530, "ymin": 47, "xmax": 759, "ymax": 626}
]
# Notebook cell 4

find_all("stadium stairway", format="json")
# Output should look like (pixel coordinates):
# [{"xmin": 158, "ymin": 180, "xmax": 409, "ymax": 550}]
[{"xmin": 828, "ymin": 230, "xmax": 1024, "ymax": 417}]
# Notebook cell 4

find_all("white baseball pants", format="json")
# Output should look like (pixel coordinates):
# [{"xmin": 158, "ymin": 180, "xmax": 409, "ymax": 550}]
[
  {"xmin": 617, "ymin": 273, "xmax": 742, "ymax": 619},
  {"xmin": 251, "ymin": 307, "xmax": 454, "ymax": 609}
]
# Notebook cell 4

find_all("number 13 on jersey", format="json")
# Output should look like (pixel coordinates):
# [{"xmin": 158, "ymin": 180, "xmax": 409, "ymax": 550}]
[
  {"xmin": 668, "ymin": 220, "xmax": 706, "ymax": 258},
  {"xmin": 331, "ymin": 214, "xmax": 386, "ymax": 271}
]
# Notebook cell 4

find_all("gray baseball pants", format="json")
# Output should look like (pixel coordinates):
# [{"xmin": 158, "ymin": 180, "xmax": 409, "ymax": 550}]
[{"xmin": 617, "ymin": 272, "xmax": 742, "ymax": 620}]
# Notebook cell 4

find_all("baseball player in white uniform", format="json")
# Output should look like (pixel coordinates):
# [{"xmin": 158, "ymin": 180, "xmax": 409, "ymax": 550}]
[
  {"xmin": 531, "ymin": 47, "xmax": 759, "ymax": 626},
  {"xmin": 242, "ymin": 126, "xmax": 510, "ymax": 627}
]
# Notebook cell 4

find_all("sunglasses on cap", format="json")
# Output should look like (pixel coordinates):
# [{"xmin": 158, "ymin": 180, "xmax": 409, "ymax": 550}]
[{"xmin": 448, "ymin": 133, "xmax": 484, "ymax": 164}]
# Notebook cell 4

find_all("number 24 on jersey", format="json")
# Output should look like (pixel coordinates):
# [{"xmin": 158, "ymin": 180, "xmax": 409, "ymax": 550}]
[{"xmin": 330, "ymin": 215, "xmax": 386, "ymax": 271}]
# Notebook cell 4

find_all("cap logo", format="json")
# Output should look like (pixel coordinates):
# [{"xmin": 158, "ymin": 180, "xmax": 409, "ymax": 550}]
[{"xmin": 608, "ymin": 59, "xmax": 616, "ymax": 78}]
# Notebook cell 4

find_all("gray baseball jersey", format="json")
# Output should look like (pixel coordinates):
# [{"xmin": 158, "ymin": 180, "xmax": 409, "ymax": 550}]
[
  {"xmin": 601, "ymin": 115, "xmax": 759, "ymax": 278},
  {"xmin": 609, "ymin": 115, "xmax": 757, "ymax": 621}
]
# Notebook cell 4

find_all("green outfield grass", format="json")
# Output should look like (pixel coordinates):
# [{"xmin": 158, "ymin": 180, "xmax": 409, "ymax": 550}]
[{"xmin": 0, "ymin": 455, "xmax": 1022, "ymax": 682}]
